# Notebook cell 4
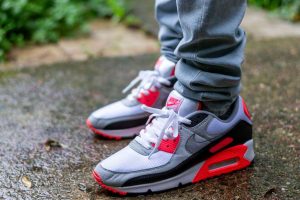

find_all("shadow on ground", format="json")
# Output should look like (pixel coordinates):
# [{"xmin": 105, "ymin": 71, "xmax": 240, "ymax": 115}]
[{"xmin": 0, "ymin": 38, "xmax": 299, "ymax": 199}]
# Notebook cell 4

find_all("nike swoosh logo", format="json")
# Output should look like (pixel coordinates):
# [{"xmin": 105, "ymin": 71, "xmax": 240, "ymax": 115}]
[
  {"xmin": 186, "ymin": 127, "xmax": 226, "ymax": 154},
  {"xmin": 186, "ymin": 134, "xmax": 210, "ymax": 154},
  {"xmin": 166, "ymin": 96, "xmax": 182, "ymax": 110}
]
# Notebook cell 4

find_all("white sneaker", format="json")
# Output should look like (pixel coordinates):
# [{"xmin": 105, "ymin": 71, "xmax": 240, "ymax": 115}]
[
  {"xmin": 93, "ymin": 91, "xmax": 254, "ymax": 195},
  {"xmin": 86, "ymin": 56, "xmax": 176, "ymax": 139}
]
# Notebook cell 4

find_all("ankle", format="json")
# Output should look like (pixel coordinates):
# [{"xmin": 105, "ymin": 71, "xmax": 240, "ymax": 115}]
[{"xmin": 202, "ymin": 99, "xmax": 236, "ymax": 120}]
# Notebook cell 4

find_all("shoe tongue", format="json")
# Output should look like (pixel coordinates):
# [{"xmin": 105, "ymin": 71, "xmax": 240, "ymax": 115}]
[
  {"xmin": 165, "ymin": 90, "xmax": 202, "ymax": 117},
  {"xmin": 154, "ymin": 56, "xmax": 175, "ymax": 78}
]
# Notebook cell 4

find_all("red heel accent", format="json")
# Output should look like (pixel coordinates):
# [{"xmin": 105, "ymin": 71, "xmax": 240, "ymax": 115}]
[
  {"xmin": 192, "ymin": 144, "xmax": 251, "ymax": 183},
  {"xmin": 242, "ymin": 98, "xmax": 252, "ymax": 120}
]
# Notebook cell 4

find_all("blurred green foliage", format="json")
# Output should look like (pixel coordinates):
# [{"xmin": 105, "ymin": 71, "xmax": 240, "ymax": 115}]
[
  {"xmin": 249, "ymin": 0, "xmax": 300, "ymax": 21},
  {"xmin": 0, "ymin": 0, "xmax": 130, "ymax": 61},
  {"xmin": 1, "ymin": 0, "xmax": 299, "ymax": 62}
]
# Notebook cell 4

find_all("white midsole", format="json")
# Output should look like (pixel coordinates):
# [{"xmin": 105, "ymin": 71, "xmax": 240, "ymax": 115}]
[
  {"xmin": 113, "ymin": 139, "xmax": 254, "ymax": 193},
  {"xmin": 97, "ymin": 125, "xmax": 145, "ymax": 137}
]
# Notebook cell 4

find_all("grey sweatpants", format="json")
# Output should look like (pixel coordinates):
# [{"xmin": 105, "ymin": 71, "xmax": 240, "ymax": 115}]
[{"xmin": 155, "ymin": 0, "xmax": 247, "ymax": 115}]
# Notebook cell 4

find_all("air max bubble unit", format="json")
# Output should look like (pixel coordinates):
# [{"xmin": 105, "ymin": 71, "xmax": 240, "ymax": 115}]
[
  {"xmin": 93, "ymin": 90, "xmax": 254, "ymax": 195},
  {"xmin": 86, "ymin": 56, "xmax": 176, "ymax": 139}
]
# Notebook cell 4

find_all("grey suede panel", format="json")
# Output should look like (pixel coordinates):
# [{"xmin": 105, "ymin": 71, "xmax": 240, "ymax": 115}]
[
  {"xmin": 185, "ymin": 134, "xmax": 210, "ymax": 154},
  {"xmin": 129, "ymin": 139, "xmax": 152, "ymax": 156},
  {"xmin": 189, "ymin": 115, "xmax": 214, "ymax": 139},
  {"xmin": 88, "ymin": 112, "xmax": 149, "ymax": 129}
]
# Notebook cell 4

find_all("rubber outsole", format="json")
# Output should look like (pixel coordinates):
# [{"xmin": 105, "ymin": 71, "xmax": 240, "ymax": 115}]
[
  {"xmin": 86, "ymin": 119, "xmax": 122, "ymax": 140},
  {"xmin": 93, "ymin": 164, "xmax": 252, "ymax": 196},
  {"xmin": 93, "ymin": 140, "xmax": 254, "ymax": 196}
]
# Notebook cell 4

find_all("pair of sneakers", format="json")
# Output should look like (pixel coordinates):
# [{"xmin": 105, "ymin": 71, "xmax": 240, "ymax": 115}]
[{"xmin": 87, "ymin": 56, "xmax": 254, "ymax": 195}]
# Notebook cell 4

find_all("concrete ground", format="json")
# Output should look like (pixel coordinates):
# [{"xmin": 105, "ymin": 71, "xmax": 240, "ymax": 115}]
[
  {"xmin": 0, "ymin": 38, "xmax": 299, "ymax": 199},
  {"xmin": 1, "ymin": 3, "xmax": 300, "ymax": 200}
]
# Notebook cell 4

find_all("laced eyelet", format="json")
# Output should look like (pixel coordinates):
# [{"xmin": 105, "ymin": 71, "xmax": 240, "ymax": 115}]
[{"xmin": 122, "ymin": 70, "xmax": 171, "ymax": 101}]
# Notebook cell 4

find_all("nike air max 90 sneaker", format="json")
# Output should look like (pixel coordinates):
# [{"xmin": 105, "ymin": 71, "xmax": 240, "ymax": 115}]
[
  {"xmin": 86, "ymin": 56, "xmax": 176, "ymax": 140},
  {"xmin": 93, "ymin": 90, "xmax": 254, "ymax": 195}
]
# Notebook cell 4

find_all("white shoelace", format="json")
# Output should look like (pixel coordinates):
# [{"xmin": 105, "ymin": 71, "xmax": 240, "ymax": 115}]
[
  {"xmin": 136, "ymin": 105, "xmax": 191, "ymax": 159},
  {"xmin": 122, "ymin": 70, "xmax": 171, "ymax": 101}
]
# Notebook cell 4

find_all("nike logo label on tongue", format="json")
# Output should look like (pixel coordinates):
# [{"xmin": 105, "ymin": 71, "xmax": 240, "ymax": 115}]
[{"xmin": 166, "ymin": 96, "xmax": 183, "ymax": 112}]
